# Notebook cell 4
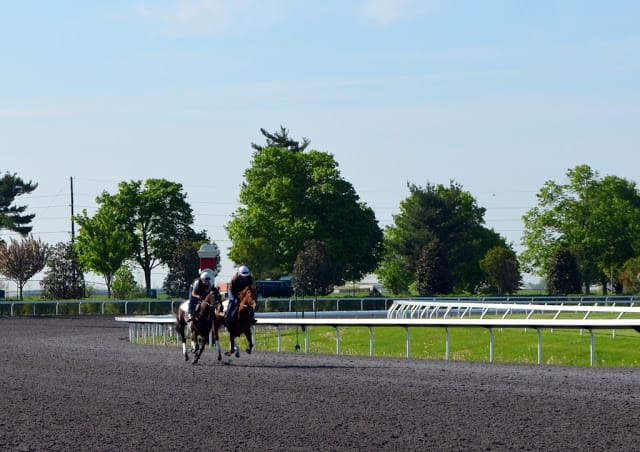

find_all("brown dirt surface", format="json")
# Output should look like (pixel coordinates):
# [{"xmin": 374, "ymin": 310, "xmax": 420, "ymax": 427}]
[{"xmin": 1, "ymin": 316, "xmax": 640, "ymax": 451}]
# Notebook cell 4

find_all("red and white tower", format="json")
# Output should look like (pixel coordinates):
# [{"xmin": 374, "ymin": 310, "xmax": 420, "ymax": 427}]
[{"xmin": 197, "ymin": 243, "xmax": 221, "ymax": 283}]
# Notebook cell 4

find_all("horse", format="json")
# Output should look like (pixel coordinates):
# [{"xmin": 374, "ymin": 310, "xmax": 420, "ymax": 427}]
[
  {"xmin": 221, "ymin": 283, "xmax": 258, "ymax": 358},
  {"xmin": 176, "ymin": 288, "xmax": 224, "ymax": 364}
]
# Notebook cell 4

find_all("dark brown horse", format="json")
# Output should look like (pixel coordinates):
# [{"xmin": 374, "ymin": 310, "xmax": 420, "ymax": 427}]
[
  {"xmin": 221, "ymin": 284, "xmax": 258, "ymax": 358},
  {"xmin": 176, "ymin": 288, "xmax": 224, "ymax": 364}
]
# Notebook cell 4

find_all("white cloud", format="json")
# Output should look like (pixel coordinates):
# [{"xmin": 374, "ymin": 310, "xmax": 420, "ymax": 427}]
[
  {"xmin": 135, "ymin": 0, "xmax": 285, "ymax": 36},
  {"xmin": 358, "ymin": 0, "xmax": 438, "ymax": 27}
]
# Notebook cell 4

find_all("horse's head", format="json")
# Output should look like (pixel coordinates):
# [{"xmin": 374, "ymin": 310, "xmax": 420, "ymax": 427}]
[
  {"xmin": 239, "ymin": 284, "xmax": 258, "ymax": 310},
  {"xmin": 197, "ymin": 292, "xmax": 218, "ymax": 318}
]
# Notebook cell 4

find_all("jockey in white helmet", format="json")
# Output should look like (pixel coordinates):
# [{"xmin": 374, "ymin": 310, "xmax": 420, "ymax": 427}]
[
  {"xmin": 188, "ymin": 271, "xmax": 212, "ymax": 324},
  {"xmin": 227, "ymin": 265, "xmax": 256, "ymax": 325}
]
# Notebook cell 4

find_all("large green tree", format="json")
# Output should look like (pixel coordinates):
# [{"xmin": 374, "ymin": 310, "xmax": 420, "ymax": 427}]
[
  {"xmin": 96, "ymin": 179, "xmax": 198, "ymax": 295},
  {"xmin": 0, "ymin": 172, "xmax": 37, "ymax": 237},
  {"xmin": 521, "ymin": 165, "xmax": 640, "ymax": 293},
  {"xmin": 74, "ymin": 205, "xmax": 134, "ymax": 298},
  {"xmin": 378, "ymin": 181, "xmax": 507, "ymax": 294},
  {"xmin": 227, "ymin": 128, "xmax": 383, "ymax": 284}
]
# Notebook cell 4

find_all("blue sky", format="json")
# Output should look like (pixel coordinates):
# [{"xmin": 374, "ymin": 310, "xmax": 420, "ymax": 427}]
[{"xmin": 2, "ymin": 0, "xmax": 639, "ymax": 291}]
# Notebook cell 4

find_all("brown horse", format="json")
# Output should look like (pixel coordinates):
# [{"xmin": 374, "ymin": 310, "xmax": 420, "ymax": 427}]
[
  {"xmin": 221, "ymin": 284, "xmax": 258, "ymax": 358},
  {"xmin": 176, "ymin": 288, "xmax": 224, "ymax": 364}
]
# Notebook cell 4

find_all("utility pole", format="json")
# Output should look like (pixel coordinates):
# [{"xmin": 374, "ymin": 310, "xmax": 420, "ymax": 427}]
[
  {"xmin": 70, "ymin": 176, "xmax": 75, "ymax": 243},
  {"xmin": 70, "ymin": 177, "xmax": 82, "ymax": 297}
]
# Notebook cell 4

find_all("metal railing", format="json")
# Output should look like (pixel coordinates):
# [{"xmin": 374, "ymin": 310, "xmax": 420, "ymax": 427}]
[
  {"xmin": 0, "ymin": 299, "xmax": 180, "ymax": 316},
  {"xmin": 3, "ymin": 295, "xmax": 639, "ymax": 318}
]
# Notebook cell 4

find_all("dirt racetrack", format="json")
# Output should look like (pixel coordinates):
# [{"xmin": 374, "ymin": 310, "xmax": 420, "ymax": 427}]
[{"xmin": 1, "ymin": 316, "xmax": 639, "ymax": 451}]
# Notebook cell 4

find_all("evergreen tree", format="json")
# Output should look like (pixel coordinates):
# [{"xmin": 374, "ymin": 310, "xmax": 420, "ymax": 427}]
[
  {"xmin": 547, "ymin": 248, "xmax": 582, "ymax": 295},
  {"xmin": 0, "ymin": 172, "xmax": 37, "ymax": 237},
  {"xmin": 251, "ymin": 126, "xmax": 310, "ymax": 153},
  {"xmin": 416, "ymin": 239, "xmax": 453, "ymax": 296},
  {"xmin": 292, "ymin": 239, "xmax": 335, "ymax": 296}
]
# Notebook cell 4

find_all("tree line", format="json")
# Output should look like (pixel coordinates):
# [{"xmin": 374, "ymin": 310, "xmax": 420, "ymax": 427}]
[{"xmin": 2, "ymin": 128, "xmax": 640, "ymax": 299}]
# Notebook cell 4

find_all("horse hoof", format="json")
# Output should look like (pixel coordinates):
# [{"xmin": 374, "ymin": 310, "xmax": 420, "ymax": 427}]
[
  {"xmin": 184, "ymin": 355, "xmax": 189, "ymax": 361},
  {"xmin": 224, "ymin": 351, "xmax": 232, "ymax": 357}
]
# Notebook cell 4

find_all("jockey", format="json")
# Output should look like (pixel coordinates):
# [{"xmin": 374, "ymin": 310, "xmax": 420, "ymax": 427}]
[
  {"xmin": 188, "ymin": 271, "xmax": 213, "ymax": 325},
  {"xmin": 227, "ymin": 264, "xmax": 257, "ymax": 325}
]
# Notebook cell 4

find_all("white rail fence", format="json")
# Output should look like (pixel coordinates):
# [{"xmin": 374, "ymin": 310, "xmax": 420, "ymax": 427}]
[{"xmin": 115, "ymin": 300, "xmax": 640, "ymax": 367}]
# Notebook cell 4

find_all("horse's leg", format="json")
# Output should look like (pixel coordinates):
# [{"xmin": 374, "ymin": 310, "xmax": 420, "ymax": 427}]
[
  {"xmin": 244, "ymin": 327, "xmax": 254, "ymax": 354},
  {"xmin": 224, "ymin": 330, "xmax": 238, "ymax": 357},
  {"xmin": 177, "ymin": 315, "xmax": 189, "ymax": 361},
  {"xmin": 213, "ymin": 320, "xmax": 222, "ymax": 362},
  {"xmin": 193, "ymin": 334, "xmax": 205, "ymax": 365},
  {"xmin": 190, "ymin": 324, "xmax": 197, "ymax": 354}
]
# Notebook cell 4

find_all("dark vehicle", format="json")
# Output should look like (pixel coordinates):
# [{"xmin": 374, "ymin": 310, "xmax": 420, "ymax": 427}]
[{"xmin": 256, "ymin": 279, "xmax": 294, "ymax": 298}]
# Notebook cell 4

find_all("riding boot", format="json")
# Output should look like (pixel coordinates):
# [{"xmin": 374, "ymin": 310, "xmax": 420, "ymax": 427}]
[{"xmin": 226, "ymin": 299, "xmax": 237, "ymax": 325}]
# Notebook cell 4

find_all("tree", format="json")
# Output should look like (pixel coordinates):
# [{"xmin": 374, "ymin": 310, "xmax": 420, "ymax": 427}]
[
  {"xmin": 416, "ymin": 238, "xmax": 453, "ymax": 296},
  {"xmin": 111, "ymin": 265, "xmax": 141, "ymax": 299},
  {"xmin": 227, "ymin": 128, "xmax": 383, "ymax": 284},
  {"xmin": 379, "ymin": 181, "xmax": 507, "ymax": 294},
  {"xmin": 292, "ymin": 239, "xmax": 335, "ymax": 296},
  {"xmin": 41, "ymin": 241, "xmax": 85, "ymax": 299},
  {"xmin": 479, "ymin": 246, "xmax": 522, "ymax": 295},
  {"xmin": 74, "ymin": 205, "xmax": 134, "ymax": 298},
  {"xmin": 521, "ymin": 165, "xmax": 640, "ymax": 294},
  {"xmin": 163, "ymin": 233, "xmax": 209, "ymax": 298},
  {"xmin": 547, "ymin": 248, "xmax": 582, "ymax": 295},
  {"xmin": 619, "ymin": 257, "xmax": 640, "ymax": 294},
  {"xmin": 0, "ymin": 236, "xmax": 48, "ymax": 300},
  {"xmin": 96, "ymin": 179, "xmax": 197, "ymax": 295},
  {"xmin": 375, "ymin": 251, "xmax": 412, "ymax": 295},
  {"xmin": 0, "ymin": 172, "xmax": 37, "ymax": 237}
]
